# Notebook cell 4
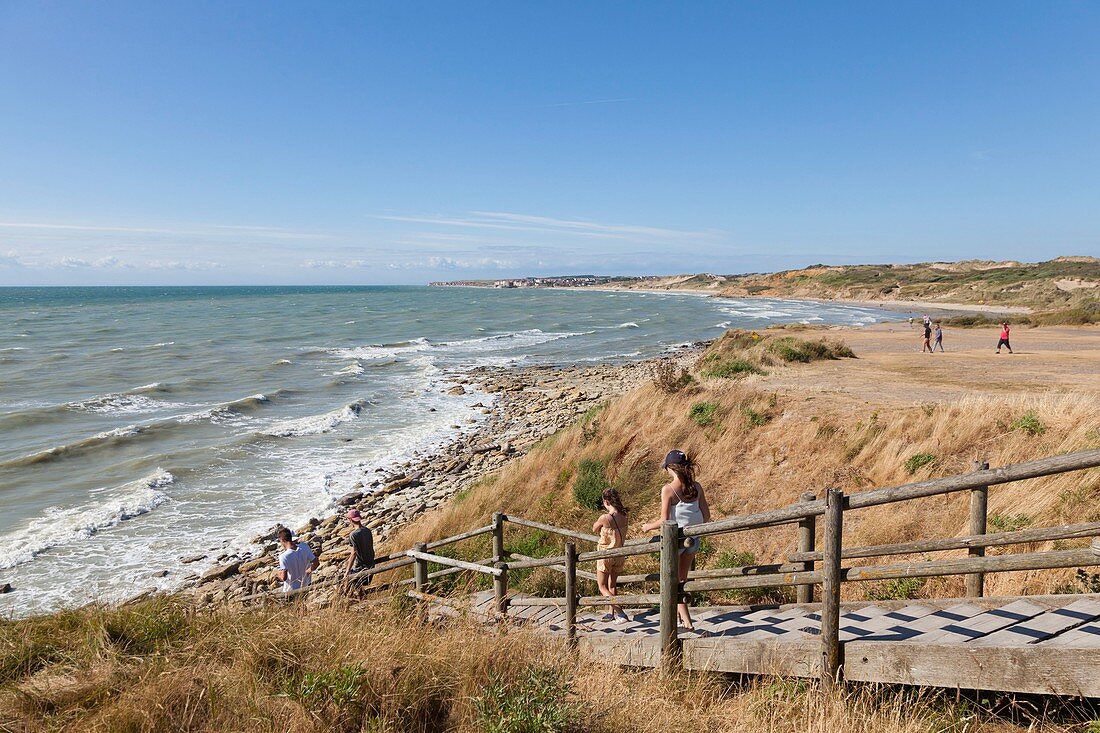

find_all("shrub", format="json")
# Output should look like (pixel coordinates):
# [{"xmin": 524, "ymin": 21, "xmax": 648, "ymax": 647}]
[
  {"xmin": 742, "ymin": 407, "xmax": 769, "ymax": 428},
  {"xmin": 988, "ymin": 513, "xmax": 1033, "ymax": 533},
  {"xmin": 285, "ymin": 663, "xmax": 368, "ymax": 710},
  {"xmin": 904, "ymin": 453, "xmax": 935, "ymax": 474},
  {"xmin": 573, "ymin": 459, "xmax": 609, "ymax": 510},
  {"xmin": 651, "ymin": 361, "xmax": 694, "ymax": 393},
  {"xmin": 701, "ymin": 358, "xmax": 765, "ymax": 379},
  {"xmin": 865, "ymin": 577, "xmax": 925, "ymax": 601},
  {"xmin": 767, "ymin": 337, "xmax": 855, "ymax": 363},
  {"xmin": 1059, "ymin": 569, "xmax": 1100, "ymax": 594},
  {"xmin": 474, "ymin": 667, "xmax": 576, "ymax": 733},
  {"xmin": 689, "ymin": 401, "xmax": 719, "ymax": 426},
  {"xmin": 101, "ymin": 599, "xmax": 191, "ymax": 654},
  {"xmin": 1010, "ymin": 411, "xmax": 1046, "ymax": 436}
]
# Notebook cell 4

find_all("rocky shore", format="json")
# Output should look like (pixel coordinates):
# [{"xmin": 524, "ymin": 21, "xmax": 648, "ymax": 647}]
[{"xmin": 186, "ymin": 348, "xmax": 701, "ymax": 609}]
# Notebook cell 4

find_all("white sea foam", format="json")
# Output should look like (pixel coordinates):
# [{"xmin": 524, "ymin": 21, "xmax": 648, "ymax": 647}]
[
  {"xmin": 334, "ymin": 362, "xmax": 365, "ymax": 376},
  {"xmin": 0, "ymin": 470, "xmax": 174, "ymax": 570},
  {"xmin": 714, "ymin": 321, "xmax": 731, "ymax": 328},
  {"xmin": 66, "ymin": 384, "xmax": 188, "ymax": 415},
  {"xmin": 262, "ymin": 399, "xmax": 369, "ymax": 437}
]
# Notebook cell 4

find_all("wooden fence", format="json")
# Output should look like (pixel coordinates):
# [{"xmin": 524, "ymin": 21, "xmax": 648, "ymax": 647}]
[{"xmin": 248, "ymin": 447, "xmax": 1100, "ymax": 683}]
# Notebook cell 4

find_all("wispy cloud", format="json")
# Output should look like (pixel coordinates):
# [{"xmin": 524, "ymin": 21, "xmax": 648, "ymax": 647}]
[
  {"xmin": 539, "ymin": 97, "xmax": 636, "ymax": 108},
  {"xmin": 371, "ymin": 211, "xmax": 722, "ymax": 243},
  {"xmin": 0, "ymin": 220, "xmax": 332, "ymax": 241}
]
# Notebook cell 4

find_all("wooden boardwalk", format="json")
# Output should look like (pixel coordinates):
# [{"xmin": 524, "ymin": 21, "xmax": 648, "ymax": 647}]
[
  {"xmin": 251, "ymin": 449, "xmax": 1100, "ymax": 697},
  {"xmin": 446, "ymin": 591, "xmax": 1100, "ymax": 697}
]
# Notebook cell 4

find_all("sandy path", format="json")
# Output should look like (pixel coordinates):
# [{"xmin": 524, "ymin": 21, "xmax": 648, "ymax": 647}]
[{"xmin": 762, "ymin": 325, "xmax": 1100, "ymax": 411}]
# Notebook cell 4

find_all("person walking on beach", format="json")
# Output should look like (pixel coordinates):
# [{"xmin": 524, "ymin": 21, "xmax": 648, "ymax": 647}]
[
  {"xmin": 342, "ymin": 509, "xmax": 375, "ymax": 583},
  {"xmin": 276, "ymin": 527, "xmax": 318, "ymax": 593},
  {"xmin": 996, "ymin": 322, "xmax": 1013, "ymax": 354},
  {"xmin": 642, "ymin": 450, "xmax": 711, "ymax": 634},
  {"xmin": 933, "ymin": 323, "xmax": 944, "ymax": 352},
  {"xmin": 593, "ymin": 488, "xmax": 630, "ymax": 623},
  {"xmin": 921, "ymin": 321, "xmax": 933, "ymax": 353}
]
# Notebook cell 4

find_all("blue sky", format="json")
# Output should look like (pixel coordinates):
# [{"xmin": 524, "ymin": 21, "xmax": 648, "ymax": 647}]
[{"xmin": 1, "ymin": 2, "xmax": 1098, "ymax": 285}]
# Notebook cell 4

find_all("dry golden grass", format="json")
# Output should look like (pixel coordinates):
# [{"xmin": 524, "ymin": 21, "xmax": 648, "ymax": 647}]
[
  {"xmin": 390, "ymin": 331, "xmax": 1100, "ymax": 600},
  {"xmin": 2, "ymin": 595, "xmax": 1091, "ymax": 732}
]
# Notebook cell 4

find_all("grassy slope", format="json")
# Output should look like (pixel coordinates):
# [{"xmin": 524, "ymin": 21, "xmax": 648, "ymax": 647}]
[
  {"xmin": 395, "ymin": 330, "xmax": 1100, "ymax": 601},
  {"xmin": 626, "ymin": 257, "xmax": 1100, "ymax": 314}
]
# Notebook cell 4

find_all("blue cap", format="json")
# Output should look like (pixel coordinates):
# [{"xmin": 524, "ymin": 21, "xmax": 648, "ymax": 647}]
[{"xmin": 662, "ymin": 449, "xmax": 687, "ymax": 468}]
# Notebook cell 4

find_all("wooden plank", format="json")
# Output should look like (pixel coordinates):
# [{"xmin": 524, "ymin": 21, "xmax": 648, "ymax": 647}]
[
  {"xmin": 685, "ymin": 448, "xmax": 1100, "ymax": 539},
  {"xmin": 685, "ymin": 637, "xmax": 821, "ymax": 677},
  {"xmin": 788, "ymin": 523, "xmax": 1100, "ymax": 563},
  {"xmin": 576, "ymin": 634, "xmax": 661, "ymax": 668},
  {"xmin": 406, "ymin": 550, "xmax": 502, "ymax": 576},
  {"xmin": 510, "ymin": 552, "xmax": 599, "ymax": 581},
  {"xmin": 847, "ymin": 449, "xmax": 1100, "ymax": 511},
  {"xmin": 1039, "ymin": 620, "xmax": 1100, "ymax": 648},
  {"xmin": 503, "ymin": 515, "xmax": 599, "ymax": 544},
  {"xmin": 969, "ymin": 599, "xmax": 1100, "ymax": 646},
  {"xmin": 424, "ymin": 523, "xmax": 495, "ymax": 550},
  {"xmin": 844, "ymin": 642, "xmax": 1100, "ymax": 696},
  {"xmin": 910, "ymin": 600, "xmax": 1047, "ymax": 644}
]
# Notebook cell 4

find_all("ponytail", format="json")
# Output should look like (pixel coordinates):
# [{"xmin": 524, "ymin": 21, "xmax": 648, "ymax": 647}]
[
  {"xmin": 667, "ymin": 457, "xmax": 699, "ymax": 501},
  {"xmin": 602, "ymin": 487, "xmax": 628, "ymax": 515}
]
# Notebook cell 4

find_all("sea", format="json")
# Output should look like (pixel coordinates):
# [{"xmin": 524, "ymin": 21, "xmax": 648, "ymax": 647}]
[{"xmin": 0, "ymin": 285, "xmax": 895, "ymax": 616}]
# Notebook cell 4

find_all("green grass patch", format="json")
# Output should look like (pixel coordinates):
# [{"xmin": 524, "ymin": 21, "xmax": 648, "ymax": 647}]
[
  {"xmin": 700, "ymin": 358, "xmax": 766, "ymax": 379},
  {"xmin": 988, "ymin": 513, "xmax": 1033, "ymax": 533},
  {"xmin": 474, "ymin": 666, "xmax": 576, "ymax": 733},
  {"xmin": 573, "ymin": 458, "xmax": 609, "ymax": 511},
  {"xmin": 904, "ymin": 453, "xmax": 936, "ymax": 474},
  {"xmin": 741, "ymin": 406, "xmax": 769, "ymax": 428},
  {"xmin": 689, "ymin": 401, "xmax": 719, "ymax": 427},
  {"xmin": 864, "ymin": 577, "xmax": 925, "ymax": 601},
  {"xmin": 1010, "ymin": 411, "xmax": 1047, "ymax": 436}
]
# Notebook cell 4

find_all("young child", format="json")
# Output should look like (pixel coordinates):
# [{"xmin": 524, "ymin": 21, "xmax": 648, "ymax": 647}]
[
  {"xmin": 593, "ymin": 487, "xmax": 629, "ymax": 622},
  {"xmin": 642, "ymin": 450, "xmax": 712, "ymax": 633}
]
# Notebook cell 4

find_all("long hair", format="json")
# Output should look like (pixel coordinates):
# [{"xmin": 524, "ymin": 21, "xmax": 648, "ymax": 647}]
[
  {"xmin": 602, "ymin": 487, "xmax": 628, "ymax": 515},
  {"xmin": 667, "ymin": 456, "xmax": 698, "ymax": 501}
]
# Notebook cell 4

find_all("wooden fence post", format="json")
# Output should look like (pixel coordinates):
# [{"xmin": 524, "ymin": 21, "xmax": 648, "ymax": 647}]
[
  {"xmin": 413, "ymin": 542, "xmax": 428, "ymax": 591},
  {"xmin": 492, "ymin": 512, "xmax": 508, "ymax": 616},
  {"xmin": 966, "ymin": 461, "xmax": 990, "ymax": 598},
  {"xmin": 821, "ymin": 488, "xmax": 844, "ymax": 687},
  {"xmin": 565, "ymin": 542, "xmax": 578, "ymax": 650},
  {"xmin": 797, "ymin": 491, "xmax": 817, "ymax": 604},
  {"xmin": 659, "ymin": 520, "xmax": 682, "ymax": 674}
]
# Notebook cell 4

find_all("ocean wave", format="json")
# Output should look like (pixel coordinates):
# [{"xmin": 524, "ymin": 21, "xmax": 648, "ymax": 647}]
[
  {"xmin": 329, "ymin": 337, "xmax": 432, "ymax": 361},
  {"xmin": 0, "ymin": 470, "xmax": 174, "ymax": 570},
  {"xmin": 331, "ymin": 330, "xmax": 584, "ymax": 362},
  {"xmin": 334, "ymin": 362, "xmax": 365, "ymax": 377},
  {"xmin": 714, "ymin": 321, "xmax": 731, "ymax": 328},
  {"xmin": 5, "ymin": 424, "xmax": 151, "ymax": 468},
  {"xmin": 180, "ymin": 392, "xmax": 275, "ymax": 423},
  {"xmin": 65, "ymin": 383, "xmax": 186, "ymax": 415},
  {"xmin": 261, "ymin": 398, "xmax": 370, "ymax": 437}
]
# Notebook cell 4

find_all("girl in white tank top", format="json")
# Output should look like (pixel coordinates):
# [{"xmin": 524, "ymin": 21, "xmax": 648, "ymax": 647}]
[{"xmin": 642, "ymin": 449, "xmax": 712, "ymax": 632}]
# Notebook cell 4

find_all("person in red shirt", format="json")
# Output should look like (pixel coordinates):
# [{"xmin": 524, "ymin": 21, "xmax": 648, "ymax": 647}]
[{"xmin": 996, "ymin": 322, "xmax": 1013, "ymax": 354}]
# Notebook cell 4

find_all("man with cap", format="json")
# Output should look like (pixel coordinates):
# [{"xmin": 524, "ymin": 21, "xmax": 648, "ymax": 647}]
[{"xmin": 343, "ymin": 508, "xmax": 376, "ymax": 582}]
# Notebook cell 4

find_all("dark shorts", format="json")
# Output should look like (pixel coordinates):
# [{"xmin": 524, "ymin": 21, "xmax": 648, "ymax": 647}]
[{"xmin": 998, "ymin": 338, "xmax": 1011, "ymax": 348}]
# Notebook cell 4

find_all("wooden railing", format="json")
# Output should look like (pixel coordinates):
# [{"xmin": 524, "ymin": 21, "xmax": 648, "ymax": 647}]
[{"xmin": 249, "ymin": 448, "xmax": 1100, "ymax": 682}]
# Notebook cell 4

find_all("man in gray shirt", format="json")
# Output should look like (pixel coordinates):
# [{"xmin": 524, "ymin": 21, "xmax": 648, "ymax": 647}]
[{"xmin": 343, "ymin": 508, "xmax": 375, "ymax": 582}]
